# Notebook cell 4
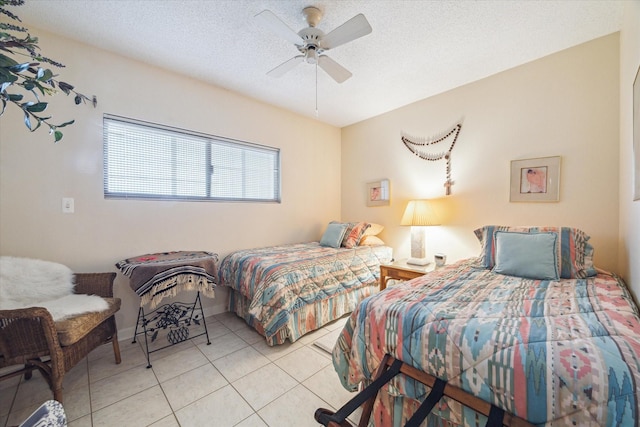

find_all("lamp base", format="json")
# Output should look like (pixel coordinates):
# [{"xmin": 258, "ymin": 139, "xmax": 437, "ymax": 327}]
[{"xmin": 407, "ymin": 257, "xmax": 430, "ymax": 266}]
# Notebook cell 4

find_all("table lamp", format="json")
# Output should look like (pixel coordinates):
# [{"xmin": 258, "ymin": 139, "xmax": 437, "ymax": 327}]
[{"xmin": 400, "ymin": 200, "xmax": 440, "ymax": 265}]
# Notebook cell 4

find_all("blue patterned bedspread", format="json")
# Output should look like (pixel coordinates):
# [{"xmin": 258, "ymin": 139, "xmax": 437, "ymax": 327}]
[
  {"xmin": 218, "ymin": 242, "xmax": 393, "ymax": 344},
  {"xmin": 333, "ymin": 258, "xmax": 640, "ymax": 426}
]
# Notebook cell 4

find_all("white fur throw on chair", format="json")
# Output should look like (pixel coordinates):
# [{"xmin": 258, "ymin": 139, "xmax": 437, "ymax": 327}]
[{"xmin": 0, "ymin": 256, "xmax": 109, "ymax": 321}]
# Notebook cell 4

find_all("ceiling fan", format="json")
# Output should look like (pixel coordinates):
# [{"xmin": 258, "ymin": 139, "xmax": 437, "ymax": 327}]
[{"xmin": 256, "ymin": 6, "xmax": 372, "ymax": 84}]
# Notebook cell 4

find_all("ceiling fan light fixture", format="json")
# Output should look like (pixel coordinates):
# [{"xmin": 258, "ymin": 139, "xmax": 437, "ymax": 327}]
[{"xmin": 305, "ymin": 46, "xmax": 318, "ymax": 64}]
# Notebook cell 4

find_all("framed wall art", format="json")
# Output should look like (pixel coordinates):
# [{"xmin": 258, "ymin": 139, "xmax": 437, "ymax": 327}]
[
  {"xmin": 510, "ymin": 156, "xmax": 561, "ymax": 202},
  {"xmin": 634, "ymin": 64, "xmax": 640, "ymax": 201},
  {"xmin": 367, "ymin": 179, "xmax": 390, "ymax": 206}
]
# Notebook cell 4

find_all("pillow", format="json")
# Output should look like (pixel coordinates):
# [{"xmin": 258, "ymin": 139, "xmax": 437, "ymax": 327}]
[
  {"xmin": 343, "ymin": 222, "xmax": 371, "ymax": 248},
  {"xmin": 474, "ymin": 225, "xmax": 596, "ymax": 278},
  {"xmin": 320, "ymin": 223, "xmax": 349, "ymax": 248},
  {"xmin": 360, "ymin": 235, "xmax": 385, "ymax": 246},
  {"xmin": 492, "ymin": 231, "xmax": 559, "ymax": 280},
  {"xmin": 330, "ymin": 221, "xmax": 350, "ymax": 245},
  {"xmin": 330, "ymin": 221, "xmax": 371, "ymax": 247},
  {"xmin": 363, "ymin": 223, "xmax": 384, "ymax": 236}
]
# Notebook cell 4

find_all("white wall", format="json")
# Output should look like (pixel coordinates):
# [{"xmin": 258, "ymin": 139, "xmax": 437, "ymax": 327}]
[
  {"xmin": 619, "ymin": 1, "xmax": 640, "ymax": 300},
  {"xmin": 341, "ymin": 34, "xmax": 620, "ymax": 274},
  {"xmin": 0, "ymin": 28, "xmax": 342, "ymax": 336}
]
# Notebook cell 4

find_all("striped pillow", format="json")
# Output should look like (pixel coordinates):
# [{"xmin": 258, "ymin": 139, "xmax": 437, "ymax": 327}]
[
  {"xmin": 474, "ymin": 225, "xmax": 596, "ymax": 278},
  {"xmin": 331, "ymin": 221, "xmax": 371, "ymax": 248},
  {"xmin": 343, "ymin": 222, "xmax": 371, "ymax": 248}
]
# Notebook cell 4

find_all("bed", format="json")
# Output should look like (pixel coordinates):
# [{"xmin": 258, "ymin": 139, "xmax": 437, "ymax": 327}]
[
  {"xmin": 218, "ymin": 222, "xmax": 393, "ymax": 346},
  {"xmin": 332, "ymin": 226, "xmax": 640, "ymax": 426}
]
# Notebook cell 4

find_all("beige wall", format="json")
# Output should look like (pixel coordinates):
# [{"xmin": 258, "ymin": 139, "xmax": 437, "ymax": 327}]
[
  {"xmin": 0, "ymin": 29, "xmax": 342, "ymax": 337},
  {"xmin": 619, "ymin": 1, "xmax": 640, "ymax": 300},
  {"xmin": 342, "ymin": 34, "xmax": 620, "ymax": 273},
  {"xmin": 0, "ymin": 25, "xmax": 632, "ymax": 339}
]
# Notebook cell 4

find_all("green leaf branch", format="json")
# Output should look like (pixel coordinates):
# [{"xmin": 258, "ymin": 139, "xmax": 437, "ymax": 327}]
[{"xmin": 0, "ymin": 0, "xmax": 96, "ymax": 142}]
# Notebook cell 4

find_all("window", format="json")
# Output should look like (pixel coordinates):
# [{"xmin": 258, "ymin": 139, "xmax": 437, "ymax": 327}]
[{"xmin": 103, "ymin": 114, "xmax": 280, "ymax": 202}]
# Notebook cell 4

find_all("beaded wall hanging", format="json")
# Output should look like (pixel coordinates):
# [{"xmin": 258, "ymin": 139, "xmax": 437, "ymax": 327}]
[{"xmin": 401, "ymin": 122, "xmax": 462, "ymax": 195}]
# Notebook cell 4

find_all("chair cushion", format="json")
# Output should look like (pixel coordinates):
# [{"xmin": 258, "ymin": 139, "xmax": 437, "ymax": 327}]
[{"xmin": 54, "ymin": 298, "xmax": 120, "ymax": 346}]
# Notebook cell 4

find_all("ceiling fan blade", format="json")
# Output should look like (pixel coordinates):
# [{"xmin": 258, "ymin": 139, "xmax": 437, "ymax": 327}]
[
  {"xmin": 255, "ymin": 10, "xmax": 303, "ymax": 46},
  {"xmin": 318, "ymin": 55, "xmax": 352, "ymax": 83},
  {"xmin": 320, "ymin": 14, "xmax": 372, "ymax": 50},
  {"xmin": 267, "ymin": 55, "xmax": 304, "ymax": 78}
]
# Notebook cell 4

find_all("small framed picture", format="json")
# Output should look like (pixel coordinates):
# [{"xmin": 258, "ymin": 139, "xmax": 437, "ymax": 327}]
[
  {"xmin": 510, "ymin": 156, "xmax": 561, "ymax": 202},
  {"xmin": 367, "ymin": 179, "xmax": 390, "ymax": 206}
]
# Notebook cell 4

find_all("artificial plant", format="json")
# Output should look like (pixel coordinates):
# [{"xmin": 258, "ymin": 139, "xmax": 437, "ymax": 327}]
[{"xmin": 0, "ymin": 0, "xmax": 95, "ymax": 142}]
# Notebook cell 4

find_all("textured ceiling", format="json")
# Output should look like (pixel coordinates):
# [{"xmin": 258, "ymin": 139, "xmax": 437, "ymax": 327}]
[{"xmin": 16, "ymin": 0, "xmax": 623, "ymax": 128}]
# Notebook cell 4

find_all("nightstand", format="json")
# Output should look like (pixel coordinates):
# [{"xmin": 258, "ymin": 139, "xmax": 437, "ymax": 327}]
[{"xmin": 379, "ymin": 260, "xmax": 436, "ymax": 290}]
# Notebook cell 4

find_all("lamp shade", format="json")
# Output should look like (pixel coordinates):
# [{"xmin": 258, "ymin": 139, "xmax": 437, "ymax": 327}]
[{"xmin": 400, "ymin": 200, "xmax": 440, "ymax": 226}]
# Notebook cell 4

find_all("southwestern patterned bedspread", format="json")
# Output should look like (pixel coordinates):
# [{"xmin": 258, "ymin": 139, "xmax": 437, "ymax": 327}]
[
  {"xmin": 333, "ymin": 259, "xmax": 640, "ymax": 426},
  {"xmin": 218, "ymin": 242, "xmax": 393, "ymax": 345}
]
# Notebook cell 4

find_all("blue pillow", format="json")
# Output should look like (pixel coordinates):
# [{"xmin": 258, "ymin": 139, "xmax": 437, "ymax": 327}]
[
  {"xmin": 320, "ymin": 223, "xmax": 349, "ymax": 248},
  {"xmin": 493, "ymin": 231, "xmax": 559, "ymax": 280}
]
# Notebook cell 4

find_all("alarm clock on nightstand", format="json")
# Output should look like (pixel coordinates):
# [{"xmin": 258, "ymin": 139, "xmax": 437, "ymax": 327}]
[{"xmin": 434, "ymin": 253, "xmax": 446, "ymax": 267}]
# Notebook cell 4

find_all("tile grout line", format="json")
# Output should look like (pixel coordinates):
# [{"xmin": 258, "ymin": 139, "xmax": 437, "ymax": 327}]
[{"xmin": 6, "ymin": 314, "xmax": 351, "ymax": 427}]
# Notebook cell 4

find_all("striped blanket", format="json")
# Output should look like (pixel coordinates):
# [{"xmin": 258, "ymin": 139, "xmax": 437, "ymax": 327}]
[
  {"xmin": 116, "ymin": 251, "xmax": 218, "ymax": 308},
  {"xmin": 218, "ymin": 242, "xmax": 393, "ymax": 345},
  {"xmin": 333, "ymin": 258, "xmax": 640, "ymax": 426}
]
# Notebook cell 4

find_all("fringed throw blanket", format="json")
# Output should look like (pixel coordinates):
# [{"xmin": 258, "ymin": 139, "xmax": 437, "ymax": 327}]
[{"xmin": 116, "ymin": 251, "xmax": 218, "ymax": 309}]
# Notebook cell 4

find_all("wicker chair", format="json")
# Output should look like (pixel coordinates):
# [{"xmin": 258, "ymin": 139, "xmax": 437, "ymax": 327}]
[{"xmin": 0, "ymin": 272, "xmax": 121, "ymax": 403}]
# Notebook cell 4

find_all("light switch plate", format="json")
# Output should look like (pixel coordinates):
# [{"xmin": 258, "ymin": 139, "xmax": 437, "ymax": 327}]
[{"xmin": 62, "ymin": 197, "xmax": 74, "ymax": 213}]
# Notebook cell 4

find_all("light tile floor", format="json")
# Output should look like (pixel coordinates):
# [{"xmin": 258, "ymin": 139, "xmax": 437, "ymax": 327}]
[{"xmin": 0, "ymin": 312, "xmax": 359, "ymax": 427}]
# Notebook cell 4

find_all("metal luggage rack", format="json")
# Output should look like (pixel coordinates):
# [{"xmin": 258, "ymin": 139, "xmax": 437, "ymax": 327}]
[
  {"xmin": 132, "ymin": 291, "xmax": 210, "ymax": 368},
  {"xmin": 315, "ymin": 354, "xmax": 535, "ymax": 427}
]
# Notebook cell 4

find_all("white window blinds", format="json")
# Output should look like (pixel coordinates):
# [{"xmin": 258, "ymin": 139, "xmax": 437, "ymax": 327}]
[{"xmin": 103, "ymin": 114, "xmax": 280, "ymax": 202}]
